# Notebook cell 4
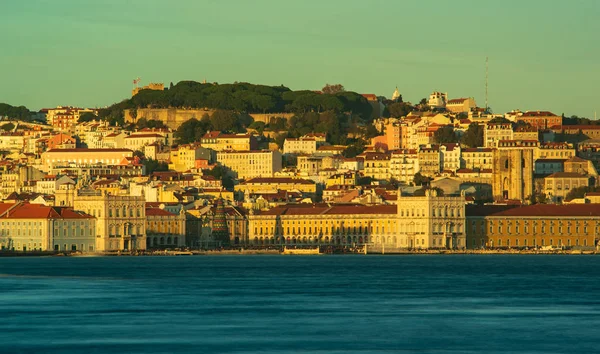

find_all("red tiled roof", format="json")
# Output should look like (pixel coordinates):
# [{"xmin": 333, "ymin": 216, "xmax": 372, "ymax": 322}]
[
  {"xmin": 45, "ymin": 148, "xmax": 132, "ymax": 153},
  {"xmin": 521, "ymin": 111, "xmax": 558, "ymax": 117},
  {"xmin": 5, "ymin": 203, "xmax": 93, "ymax": 219},
  {"xmin": 462, "ymin": 148, "xmax": 493, "ymax": 153},
  {"xmin": 241, "ymin": 177, "xmax": 315, "ymax": 185},
  {"xmin": 546, "ymin": 172, "xmax": 588, "ymax": 178},
  {"xmin": 469, "ymin": 204, "xmax": 600, "ymax": 217},
  {"xmin": 447, "ymin": 98, "xmax": 468, "ymax": 104},
  {"xmin": 125, "ymin": 133, "xmax": 164, "ymax": 139},
  {"xmin": 145, "ymin": 208, "xmax": 176, "ymax": 216},
  {"xmin": 257, "ymin": 203, "xmax": 396, "ymax": 216}
]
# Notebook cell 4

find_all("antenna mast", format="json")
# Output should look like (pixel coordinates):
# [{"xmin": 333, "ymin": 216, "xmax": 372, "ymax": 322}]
[{"xmin": 485, "ymin": 56, "xmax": 489, "ymax": 112}]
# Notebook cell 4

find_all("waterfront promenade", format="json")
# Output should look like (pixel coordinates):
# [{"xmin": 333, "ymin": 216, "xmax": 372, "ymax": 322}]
[{"xmin": 1, "ymin": 248, "xmax": 598, "ymax": 257}]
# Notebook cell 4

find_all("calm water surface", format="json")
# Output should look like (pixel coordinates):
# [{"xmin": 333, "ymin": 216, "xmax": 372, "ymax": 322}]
[{"xmin": 0, "ymin": 255, "xmax": 599, "ymax": 353}]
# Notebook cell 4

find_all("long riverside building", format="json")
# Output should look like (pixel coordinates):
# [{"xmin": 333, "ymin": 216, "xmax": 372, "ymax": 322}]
[
  {"xmin": 466, "ymin": 204, "xmax": 599, "ymax": 249},
  {"xmin": 247, "ymin": 189, "xmax": 467, "ymax": 249}
]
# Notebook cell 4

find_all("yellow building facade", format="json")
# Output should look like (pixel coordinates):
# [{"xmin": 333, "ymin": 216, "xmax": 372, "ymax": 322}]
[{"xmin": 466, "ymin": 204, "xmax": 599, "ymax": 249}]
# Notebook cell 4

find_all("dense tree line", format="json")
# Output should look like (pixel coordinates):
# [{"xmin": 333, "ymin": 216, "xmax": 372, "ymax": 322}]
[
  {"xmin": 0, "ymin": 103, "xmax": 31, "ymax": 120},
  {"xmin": 460, "ymin": 123, "xmax": 484, "ymax": 148},
  {"xmin": 97, "ymin": 81, "xmax": 373, "ymax": 128},
  {"xmin": 433, "ymin": 125, "xmax": 458, "ymax": 144},
  {"xmin": 100, "ymin": 81, "xmax": 372, "ymax": 121},
  {"xmin": 562, "ymin": 115, "xmax": 599, "ymax": 126},
  {"xmin": 566, "ymin": 185, "xmax": 600, "ymax": 201}
]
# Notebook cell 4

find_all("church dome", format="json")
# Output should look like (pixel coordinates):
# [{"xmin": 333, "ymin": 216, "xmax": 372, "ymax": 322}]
[{"xmin": 392, "ymin": 86, "xmax": 401, "ymax": 101}]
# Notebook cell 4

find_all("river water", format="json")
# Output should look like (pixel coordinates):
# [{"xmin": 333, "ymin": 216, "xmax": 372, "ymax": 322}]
[{"xmin": 0, "ymin": 255, "xmax": 599, "ymax": 353}]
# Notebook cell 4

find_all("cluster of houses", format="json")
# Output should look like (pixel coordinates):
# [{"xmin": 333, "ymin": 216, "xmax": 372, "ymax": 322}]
[{"xmin": 2, "ymin": 92, "xmax": 600, "ymax": 253}]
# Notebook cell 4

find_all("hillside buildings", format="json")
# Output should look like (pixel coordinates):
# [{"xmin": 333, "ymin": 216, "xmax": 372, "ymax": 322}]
[{"xmin": 217, "ymin": 150, "xmax": 282, "ymax": 179}]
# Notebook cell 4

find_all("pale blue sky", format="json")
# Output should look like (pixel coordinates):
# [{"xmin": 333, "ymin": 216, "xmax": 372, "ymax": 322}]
[{"xmin": 1, "ymin": 0, "xmax": 598, "ymax": 116}]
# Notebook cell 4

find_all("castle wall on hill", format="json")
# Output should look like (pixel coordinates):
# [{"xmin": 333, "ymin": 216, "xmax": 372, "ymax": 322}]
[
  {"xmin": 124, "ymin": 108, "xmax": 215, "ymax": 129},
  {"xmin": 248, "ymin": 113, "xmax": 295, "ymax": 124},
  {"xmin": 124, "ymin": 108, "xmax": 295, "ymax": 129}
]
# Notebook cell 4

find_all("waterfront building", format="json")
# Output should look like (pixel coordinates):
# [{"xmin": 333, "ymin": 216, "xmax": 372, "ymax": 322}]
[
  {"xmin": 0, "ymin": 202, "xmax": 95, "ymax": 252},
  {"xmin": 466, "ymin": 204, "xmax": 598, "ymax": 249},
  {"xmin": 72, "ymin": 189, "xmax": 146, "ymax": 251},
  {"xmin": 247, "ymin": 203, "xmax": 397, "ymax": 247},
  {"xmin": 145, "ymin": 205, "xmax": 186, "ymax": 248},
  {"xmin": 396, "ymin": 189, "xmax": 466, "ymax": 249},
  {"xmin": 247, "ymin": 189, "xmax": 465, "ymax": 249}
]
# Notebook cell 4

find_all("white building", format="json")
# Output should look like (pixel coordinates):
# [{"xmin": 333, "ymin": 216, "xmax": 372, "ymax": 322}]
[
  {"xmin": 397, "ymin": 189, "xmax": 466, "ymax": 249},
  {"xmin": 428, "ymin": 92, "xmax": 448, "ymax": 108},
  {"xmin": 217, "ymin": 150, "xmax": 282, "ymax": 180},
  {"xmin": 390, "ymin": 149, "xmax": 419, "ymax": 184}
]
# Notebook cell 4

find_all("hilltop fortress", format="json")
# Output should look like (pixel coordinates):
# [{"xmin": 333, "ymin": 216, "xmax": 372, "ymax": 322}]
[{"xmin": 124, "ymin": 108, "xmax": 295, "ymax": 130}]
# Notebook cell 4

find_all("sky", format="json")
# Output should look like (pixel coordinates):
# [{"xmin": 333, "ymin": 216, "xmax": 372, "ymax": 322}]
[{"xmin": 1, "ymin": 0, "xmax": 599, "ymax": 116}]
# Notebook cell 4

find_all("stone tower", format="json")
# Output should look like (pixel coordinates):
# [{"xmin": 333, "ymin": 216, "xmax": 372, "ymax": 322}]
[{"xmin": 492, "ymin": 141, "xmax": 536, "ymax": 202}]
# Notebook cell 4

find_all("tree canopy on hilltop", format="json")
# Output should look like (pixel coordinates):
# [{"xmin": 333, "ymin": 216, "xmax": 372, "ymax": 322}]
[
  {"xmin": 0, "ymin": 103, "xmax": 31, "ymax": 120},
  {"xmin": 103, "ymin": 81, "xmax": 373, "ymax": 120}
]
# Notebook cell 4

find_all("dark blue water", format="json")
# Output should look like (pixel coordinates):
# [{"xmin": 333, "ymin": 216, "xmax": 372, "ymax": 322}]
[{"xmin": 1, "ymin": 255, "xmax": 599, "ymax": 353}]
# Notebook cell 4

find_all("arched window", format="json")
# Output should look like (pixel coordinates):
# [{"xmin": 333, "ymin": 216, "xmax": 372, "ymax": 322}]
[{"xmin": 505, "ymin": 159, "xmax": 509, "ymax": 169}]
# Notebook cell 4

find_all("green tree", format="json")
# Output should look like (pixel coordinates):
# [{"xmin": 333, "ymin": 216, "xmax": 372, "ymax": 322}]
[
  {"xmin": 1, "ymin": 123, "xmax": 15, "ymax": 131},
  {"xmin": 79, "ymin": 112, "xmax": 98, "ymax": 123},
  {"xmin": 274, "ymin": 132, "xmax": 288, "ymax": 149},
  {"xmin": 413, "ymin": 172, "xmax": 432, "ymax": 186},
  {"xmin": 488, "ymin": 117, "xmax": 511, "ymax": 124},
  {"xmin": 143, "ymin": 159, "xmax": 169, "ymax": 175},
  {"xmin": 203, "ymin": 165, "xmax": 234, "ymax": 190},
  {"xmin": 413, "ymin": 187, "xmax": 444, "ymax": 196},
  {"xmin": 387, "ymin": 102, "xmax": 413, "ymax": 118},
  {"xmin": 460, "ymin": 123, "xmax": 484, "ymax": 148},
  {"xmin": 210, "ymin": 109, "xmax": 240, "ymax": 132},
  {"xmin": 433, "ymin": 125, "xmax": 458, "ymax": 144},
  {"xmin": 248, "ymin": 121, "xmax": 266, "ymax": 133},
  {"xmin": 175, "ymin": 118, "xmax": 201, "ymax": 144},
  {"xmin": 565, "ymin": 186, "xmax": 600, "ymax": 201},
  {"xmin": 0, "ymin": 103, "xmax": 31, "ymax": 120},
  {"xmin": 137, "ymin": 118, "xmax": 166, "ymax": 129},
  {"xmin": 321, "ymin": 83, "xmax": 345, "ymax": 94}
]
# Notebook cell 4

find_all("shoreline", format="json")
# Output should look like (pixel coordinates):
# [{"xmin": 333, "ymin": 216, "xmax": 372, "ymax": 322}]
[{"xmin": 0, "ymin": 249, "xmax": 598, "ymax": 257}]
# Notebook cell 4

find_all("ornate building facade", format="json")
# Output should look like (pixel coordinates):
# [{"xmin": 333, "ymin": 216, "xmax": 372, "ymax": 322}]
[
  {"xmin": 247, "ymin": 190, "xmax": 467, "ymax": 250},
  {"xmin": 73, "ymin": 190, "xmax": 146, "ymax": 251},
  {"xmin": 396, "ymin": 189, "xmax": 466, "ymax": 249}
]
